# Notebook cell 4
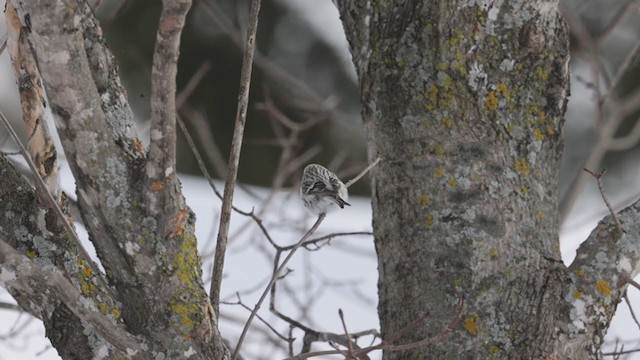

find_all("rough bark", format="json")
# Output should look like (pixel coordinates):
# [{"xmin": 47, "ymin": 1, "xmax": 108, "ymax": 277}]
[
  {"xmin": 337, "ymin": 1, "xmax": 639, "ymax": 359},
  {"xmin": 2, "ymin": 0, "xmax": 228, "ymax": 358}
]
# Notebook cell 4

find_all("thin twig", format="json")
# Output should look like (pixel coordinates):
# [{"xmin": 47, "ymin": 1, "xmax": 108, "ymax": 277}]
[
  {"xmin": 0, "ymin": 302, "xmax": 24, "ymax": 312},
  {"xmin": 282, "ymin": 298, "xmax": 464, "ymax": 359},
  {"xmin": 583, "ymin": 168, "xmax": 623, "ymax": 233},
  {"xmin": 224, "ymin": 293, "xmax": 290, "ymax": 342},
  {"xmin": 232, "ymin": 214, "xmax": 326, "ymax": 360},
  {"xmin": 200, "ymin": 0, "xmax": 362, "ymax": 136},
  {"xmin": 175, "ymin": 61, "xmax": 211, "ymax": 109},
  {"xmin": 345, "ymin": 156, "xmax": 382, "ymax": 188},
  {"xmin": 603, "ymin": 347, "xmax": 640, "ymax": 356},
  {"xmin": 209, "ymin": 0, "xmax": 263, "ymax": 318},
  {"xmin": 623, "ymin": 293, "xmax": 640, "ymax": 333},
  {"xmin": 626, "ymin": 277, "xmax": 640, "ymax": 291},
  {"xmin": 0, "ymin": 34, "xmax": 6, "ymax": 55},
  {"xmin": 338, "ymin": 309, "xmax": 355, "ymax": 358}
]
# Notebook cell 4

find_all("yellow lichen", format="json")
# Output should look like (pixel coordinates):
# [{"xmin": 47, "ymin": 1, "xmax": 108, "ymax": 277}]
[
  {"xmin": 515, "ymin": 158, "xmax": 530, "ymax": 176},
  {"xmin": 486, "ymin": 91, "xmax": 499, "ymax": 111},
  {"xmin": 546, "ymin": 126, "xmax": 555, "ymax": 135},
  {"xmin": 576, "ymin": 269, "xmax": 585, "ymax": 277},
  {"xmin": 418, "ymin": 194, "xmax": 431, "ymax": 207},
  {"xmin": 535, "ymin": 210, "xmax": 545, "ymax": 220},
  {"xmin": 496, "ymin": 82, "xmax": 510, "ymax": 100},
  {"xmin": 572, "ymin": 290, "xmax": 583, "ymax": 299},
  {"xmin": 80, "ymin": 282, "xmax": 96, "ymax": 296},
  {"xmin": 489, "ymin": 345, "xmax": 501, "ymax": 357},
  {"xmin": 464, "ymin": 315, "xmax": 479, "ymax": 336},
  {"xmin": 425, "ymin": 213, "xmax": 434, "ymax": 227},
  {"xmin": 25, "ymin": 249, "xmax": 37, "ymax": 259},
  {"xmin": 596, "ymin": 279, "xmax": 611, "ymax": 297},
  {"xmin": 426, "ymin": 84, "xmax": 438, "ymax": 110},
  {"xmin": 432, "ymin": 144, "xmax": 446, "ymax": 157},
  {"xmin": 448, "ymin": 177, "xmax": 458, "ymax": 187},
  {"xmin": 97, "ymin": 302, "xmax": 110, "ymax": 315},
  {"xmin": 170, "ymin": 299, "xmax": 197, "ymax": 329},
  {"xmin": 435, "ymin": 167, "xmax": 445, "ymax": 178},
  {"xmin": 442, "ymin": 116, "xmax": 454, "ymax": 127},
  {"xmin": 536, "ymin": 66, "xmax": 550, "ymax": 80},
  {"xmin": 174, "ymin": 234, "xmax": 199, "ymax": 284},
  {"xmin": 487, "ymin": 247, "xmax": 498, "ymax": 258},
  {"xmin": 534, "ymin": 129, "xmax": 544, "ymax": 141},
  {"xmin": 453, "ymin": 60, "xmax": 467, "ymax": 74}
]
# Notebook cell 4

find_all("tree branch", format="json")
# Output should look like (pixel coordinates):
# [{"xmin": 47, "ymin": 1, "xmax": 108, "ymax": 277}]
[
  {"xmin": 209, "ymin": 0, "xmax": 262, "ymax": 317},
  {"xmin": 6, "ymin": 2, "xmax": 60, "ymax": 198},
  {"xmin": 145, "ymin": 0, "xmax": 192, "ymax": 221},
  {"xmin": 7, "ymin": 0, "xmax": 142, "ymax": 290},
  {"xmin": 567, "ymin": 199, "xmax": 640, "ymax": 349},
  {"xmin": 0, "ymin": 238, "xmax": 141, "ymax": 354}
]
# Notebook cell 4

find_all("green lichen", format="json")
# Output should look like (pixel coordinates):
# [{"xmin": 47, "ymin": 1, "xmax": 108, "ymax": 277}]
[
  {"xmin": 174, "ymin": 233, "xmax": 199, "ymax": 284},
  {"xmin": 169, "ymin": 233, "xmax": 207, "ymax": 335},
  {"xmin": 169, "ymin": 296, "xmax": 198, "ymax": 329}
]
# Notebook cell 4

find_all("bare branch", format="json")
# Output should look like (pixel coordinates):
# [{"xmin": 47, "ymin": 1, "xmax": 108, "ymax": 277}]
[
  {"xmin": 560, "ymin": 87, "xmax": 640, "ymax": 222},
  {"xmin": 210, "ymin": 0, "xmax": 263, "ymax": 317},
  {"xmin": 0, "ymin": 302, "xmax": 23, "ymax": 312},
  {"xmin": 583, "ymin": 168, "xmax": 622, "ymax": 233},
  {"xmin": 623, "ymin": 294, "xmax": 640, "ymax": 333},
  {"xmin": 233, "ymin": 214, "xmax": 326, "ymax": 360},
  {"xmin": 338, "ymin": 309, "xmax": 355, "ymax": 357},
  {"xmin": 344, "ymin": 156, "xmax": 382, "ymax": 188},
  {"xmin": 281, "ymin": 299, "xmax": 463, "ymax": 359},
  {"xmin": 200, "ymin": 0, "xmax": 362, "ymax": 136},
  {"xmin": 145, "ymin": 0, "xmax": 192, "ymax": 220}
]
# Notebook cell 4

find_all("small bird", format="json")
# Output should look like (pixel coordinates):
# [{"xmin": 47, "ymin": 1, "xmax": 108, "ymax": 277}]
[{"xmin": 300, "ymin": 164, "xmax": 350, "ymax": 215}]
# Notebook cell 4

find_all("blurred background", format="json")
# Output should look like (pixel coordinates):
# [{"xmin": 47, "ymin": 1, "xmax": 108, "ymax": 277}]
[{"xmin": 1, "ymin": 0, "xmax": 640, "ymax": 358}]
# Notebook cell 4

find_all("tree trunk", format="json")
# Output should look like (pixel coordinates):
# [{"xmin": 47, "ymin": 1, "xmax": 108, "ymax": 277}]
[{"xmin": 337, "ymin": 1, "xmax": 640, "ymax": 359}]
